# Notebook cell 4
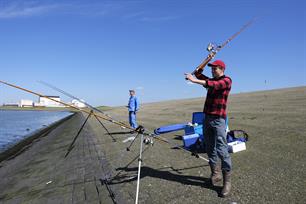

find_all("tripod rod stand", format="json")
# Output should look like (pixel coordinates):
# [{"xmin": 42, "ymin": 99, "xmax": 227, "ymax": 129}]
[
  {"xmin": 65, "ymin": 110, "xmax": 114, "ymax": 158},
  {"xmin": 65, "ymin": 110, "xmax": 93, "ymax": 158},
  {"xmin": 94, "ymin": 113, "xmax": 117, "ymax": 142},
  {"xmin": 134, "ymin": 126, "xmax": 145, "ymax": 204}
]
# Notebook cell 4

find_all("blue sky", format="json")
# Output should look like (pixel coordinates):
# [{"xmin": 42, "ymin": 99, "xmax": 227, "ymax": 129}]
[{"xmin": 0, "ymin": 0, "xmax": 305, "ymax": 106}]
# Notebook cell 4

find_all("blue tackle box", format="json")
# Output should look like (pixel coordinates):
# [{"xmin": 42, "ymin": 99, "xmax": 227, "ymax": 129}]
[
  {"xmin": 184, "ymin": 124, "xmax": 203, "ymax": 135},
  {"xmin": 182, "ymin": 112, "xmax": 205, "ymax": 148}
]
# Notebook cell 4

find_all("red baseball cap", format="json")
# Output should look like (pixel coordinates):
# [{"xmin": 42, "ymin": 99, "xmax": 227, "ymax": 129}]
[{"xmin": 208, "ymin": 60, "xmax": 226, "ymax": 69}]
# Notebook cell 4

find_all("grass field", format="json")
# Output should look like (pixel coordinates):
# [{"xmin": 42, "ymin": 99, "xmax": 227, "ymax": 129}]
[{"xmin": 96, "ymin": 86, "xmax": 306, "ymax": 203}]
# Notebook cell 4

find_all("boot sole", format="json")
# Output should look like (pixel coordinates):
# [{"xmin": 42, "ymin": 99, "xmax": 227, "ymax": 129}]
[{"xmin": 220, "ymin": 192, "xmax": 230, "ymax": 198}]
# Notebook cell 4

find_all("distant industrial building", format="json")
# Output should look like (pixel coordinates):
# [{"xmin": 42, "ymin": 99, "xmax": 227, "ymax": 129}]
[
  {"xmin": 33, "ymin": 102, "xmax": 45, "ymax": 107},
  {"xmin": 20, "ymin": 99, "xmax": 34, "ymax": 107},
  {"xmin": 71, "ymin": 99, "xmax": 87, "ymax": 108},
  {"xmin": 38, "ymin": 96, "xmax": 63, "ymax": 107},
  {"xmin": 2, "ymin": 103, "xmax": 19, "ymax": 107},
  {"xmin": 2, "ymin": 96, "xmax": 64, "ymax": 108}
]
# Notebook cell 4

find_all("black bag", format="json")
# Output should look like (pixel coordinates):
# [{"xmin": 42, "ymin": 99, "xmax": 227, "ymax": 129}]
[{"xmin": 227, "ymin": 130, "xmax": 249, "ymax": 143}]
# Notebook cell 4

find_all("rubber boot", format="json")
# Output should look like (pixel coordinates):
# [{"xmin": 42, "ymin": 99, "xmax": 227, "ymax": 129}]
[
  {"xmin": 209, "ymin": 164, "xmax": 222, "ymax": 186},
  {"xmin": 221, "ymin": 170, "xmax": 231, "ymax": 197}
]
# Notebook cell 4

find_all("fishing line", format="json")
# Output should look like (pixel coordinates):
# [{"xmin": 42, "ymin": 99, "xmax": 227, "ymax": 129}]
[
  {"xmin": 189, "ymin": 17, "xmax": 258, "ymax": 76},
  {"xmin": 0, "ymin": 80, "xmax": 209, "ymax": 204},
  {"xmin": 36, "ymin": 80, "xmax": 210, "ymax": 162},
  {"xmin": 38, "ymin": 80, "xmax": 130, "ymax": 128}
]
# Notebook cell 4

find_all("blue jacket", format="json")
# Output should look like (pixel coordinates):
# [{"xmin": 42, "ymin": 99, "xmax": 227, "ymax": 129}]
[{"xmin": 128, "ymin": 96, "xmax": 140, "ymax": 112}]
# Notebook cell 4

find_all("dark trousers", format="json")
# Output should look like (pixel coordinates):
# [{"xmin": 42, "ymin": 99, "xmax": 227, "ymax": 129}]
[{"xmin": 204, "ymin": 115, "xmax": 232, "ymax": 171}]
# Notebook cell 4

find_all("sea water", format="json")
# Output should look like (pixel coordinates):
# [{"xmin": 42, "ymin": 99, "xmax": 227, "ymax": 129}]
[{"xmin": 0, "ymin": 110, "xmax": 73, "ymax": 153}]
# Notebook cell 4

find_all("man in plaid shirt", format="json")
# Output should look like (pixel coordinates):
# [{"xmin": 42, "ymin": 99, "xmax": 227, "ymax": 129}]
[{"xmin": 185, "ymin": 59, "xmax": 232, "ymax": 197}]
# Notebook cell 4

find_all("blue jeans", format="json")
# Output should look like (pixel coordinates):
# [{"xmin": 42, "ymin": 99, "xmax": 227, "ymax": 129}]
[
  {"xmin": 129, "ymin": 111, "xmax": 138, "ymax": 129},
  {"xmin": 204, "ymin": 115, "xmax": 232, "ymax": 171}
]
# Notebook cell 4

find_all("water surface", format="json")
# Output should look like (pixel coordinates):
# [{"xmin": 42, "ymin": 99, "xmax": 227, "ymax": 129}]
[{"xmin": 0, "ymin": 110, "xmax": 73, "ymax": 153}]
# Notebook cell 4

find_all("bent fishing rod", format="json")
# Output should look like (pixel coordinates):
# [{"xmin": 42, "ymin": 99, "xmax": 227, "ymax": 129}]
[
  {"xmin": 188, "ymin": 17, "xmax": 257, "ymax": 76},
  {"xmin": 0, "ymin": 80, "xmax": 135, "ymax": 131},
  {"xmin": 0, "ymin": 80, "xmax": 208, "ymax": 204},
  {"xmin": 38, "ymin": 80, "xmax": 130, "ymax": 128},
  {"xmin": 0, "ymin": 80, "xmax": 209, "ymax": 162},
  {"xmin": 40, "ymin": 81, "xmax": 209, "ymax": 161}
]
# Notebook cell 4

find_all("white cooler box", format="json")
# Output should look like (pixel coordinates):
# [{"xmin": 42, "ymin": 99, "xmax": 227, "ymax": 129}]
[{"xmin": 228, "ymin": 141, "xmax": 246, "ymax": 153}]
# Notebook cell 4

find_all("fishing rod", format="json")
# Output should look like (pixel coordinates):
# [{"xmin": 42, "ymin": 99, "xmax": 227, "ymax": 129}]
[
  {"xmin": 0, "ymin": 80, "xmax": 209, "ymax": 204},
  {"xmin": 189, "ymin": 17, "xmax": 257, "ymax": 76},
  {"xmin": 0, "ymin": 80, "xmax": 137, "ymax": 132},
  {"xmin": 38, "ymin": 80, "xmax": 130, "ymax": 129},
  {"xmin": 0, "ymin": 80, "xmax": 208, "ymax": 160},
  {"xmin": 38, "ymin": 81, "xmax": 119, "ymax": 142},
  {"xmin": 36, "ymin": 81, "xmax": 209, "ymax": 161}
]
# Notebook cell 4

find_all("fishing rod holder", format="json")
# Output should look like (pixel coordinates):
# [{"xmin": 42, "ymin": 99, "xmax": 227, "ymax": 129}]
[
  {"xmin": 135, "ymin": 125, "xmax": 154, "ymax": 146},
  {"xmin": 135, "ymin": 125, "xmax": 145, "ymax": 134},
  {"xmin": 126, "ymin": 125, "xmax": 146, "ymax": 152}
]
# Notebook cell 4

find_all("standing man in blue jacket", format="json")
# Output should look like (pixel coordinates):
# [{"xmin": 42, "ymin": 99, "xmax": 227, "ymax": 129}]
[{"xmin": 127, "ymin": 90, "xmax": 140, "ymax": 129}]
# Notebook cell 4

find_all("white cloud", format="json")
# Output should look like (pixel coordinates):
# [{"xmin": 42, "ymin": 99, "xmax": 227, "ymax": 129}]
[
  {"xmin": 0, "ymin": 1, "xmax": 60, "ymax": 18},
  {"xmin": 0, "ymin": 1, "xmax": 123, "ymax": 18},
  {"xmin": 139, "ymin": 15, "xmax": 178, "ymax": 22},
  {"xmin": 0, "ymin": 1, "xmax": 179, "ymax": 22},
  {"xmin": 123, "ymin": 10, "xmax": 178, "ymax": 22}
]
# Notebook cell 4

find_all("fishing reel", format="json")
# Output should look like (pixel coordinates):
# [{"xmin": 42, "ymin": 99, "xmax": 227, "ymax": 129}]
[
  {"xmin": 143, "ymin": 137, "xmax": 154, "ymax": 146},
  {"xmin": 206, "ymin": 42, "xmax": 221, "ymax": 52}
]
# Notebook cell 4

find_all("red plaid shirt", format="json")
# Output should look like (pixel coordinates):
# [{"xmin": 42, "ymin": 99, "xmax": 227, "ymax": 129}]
[{"xmin": 195, "ymin": 71, "xmax": 232, "ymax": 119}]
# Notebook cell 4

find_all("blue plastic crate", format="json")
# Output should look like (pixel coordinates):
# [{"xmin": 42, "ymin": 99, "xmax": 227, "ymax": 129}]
[
  {"xmin": 183, "ymin": 133, "xmax": 200, "ymax": 148},
  {"xmin": 194, "ymin": 125, "xmax": 203, "ymax": 135},
  {"xmin": 192, "ymin": 112, "xmax": 205, "ymax": 125}
]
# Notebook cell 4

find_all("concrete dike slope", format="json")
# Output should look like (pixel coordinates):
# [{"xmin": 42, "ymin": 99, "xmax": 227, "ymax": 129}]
[
  {"xmin": 0, "ymin": 86, "xmax": 306, "ymax": 203},
  {"xmin": 0, "ymin": 112, "xmax": 123, "ymax": 203}
]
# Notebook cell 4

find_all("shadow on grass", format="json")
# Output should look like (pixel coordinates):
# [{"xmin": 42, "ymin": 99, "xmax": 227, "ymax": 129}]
[
  {"xmin": 173, "ymin": 135, "xmax": 183, "ymax": 140},
  {"xmin": 171, "ymin": 144, "xmax": 207, "ymax": 154},
  {"xmin": 109, "ymin": 165, "xmax": 221, "ymax": 195}
]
